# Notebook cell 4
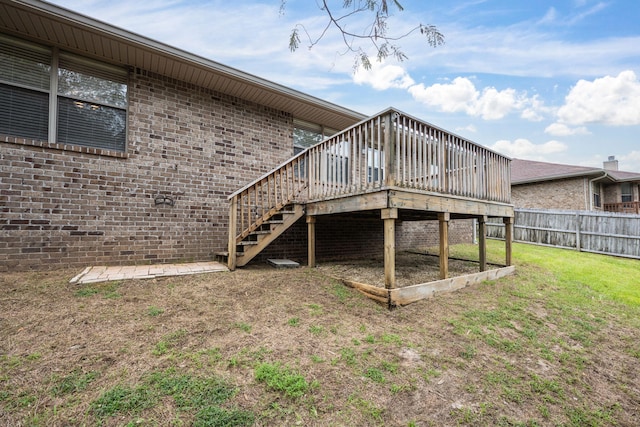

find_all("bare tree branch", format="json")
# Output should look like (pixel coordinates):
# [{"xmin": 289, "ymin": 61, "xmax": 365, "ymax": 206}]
[{"xmin": 283, "ymin": 0, "xmax": 444, "ymax": 70}]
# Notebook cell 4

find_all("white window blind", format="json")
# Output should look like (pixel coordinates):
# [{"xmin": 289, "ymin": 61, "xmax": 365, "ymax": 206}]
[
  {"xmin": 0, "ymin": 35, "xmax": 51, "ymax": 91},
  {"xmin": 57, "ymin": 52, "xmax": 128, "ymax": 151},
  {"xmin": 0, "ymin": 34, "xmax": 128, "ymax": 152},
  {"xmin": 0, "ymin": 36, "xmax": 51, "ymax": 141}
]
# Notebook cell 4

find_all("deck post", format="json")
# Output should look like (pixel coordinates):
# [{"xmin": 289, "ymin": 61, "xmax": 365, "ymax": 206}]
[
  {"xmin": 384, "ymin": 111, "xmax": 396, "ymax": 186},
  {"xmin": 478, "ymin": 215, "xmax": 487, "ymax": 272},
  {"xmin": 504, "ymin": 216, "xmax": 513, "ymax": 266},
  {"xmin": 228, "ymin": 198, "xmax": 238, "ymax": 271},
  {"xmin": 381, "ymin": 208, "xmax": 398, "ymax": 289},
  {"xmin": 439, "ymin": 212, "xmax": 450, "ymax": 279},
  {"xmin": 307, "ymin": 215, "xmax": 316, "ymax": 268}
]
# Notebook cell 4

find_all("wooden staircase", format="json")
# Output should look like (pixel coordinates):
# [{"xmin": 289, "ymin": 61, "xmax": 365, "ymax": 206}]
[
  {"xmin": 233, "ymin": 203, "xmax": 304, "ymax": 267},
  {"xmin": 225, "ymin": 108, "xmax": 513, "ymax": 270}
]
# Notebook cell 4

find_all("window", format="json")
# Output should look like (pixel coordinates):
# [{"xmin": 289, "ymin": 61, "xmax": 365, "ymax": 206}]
[
  {"xmin": 0, "ymin": 34, "xmax": 128, "ymax": 152},
  {"xmin": 325, "ymin": 151, "xmax": 349, "ymax": 183},
  {"xmin": 0, "ymin": 37, "xmax": 51, "ymax": 141},
  {"xmin": 621, "ymin": 182, "xmax": 632, "ymax": 203},
  {"xmin": 293, "ymin": 126, "xmax": 323, "ymax": 155},
  {"xmin": 293, "ymin": 119, "xmax": 339, "ymax": 179},
  {"xmin": 322, "ymin": 141, "xmax": 349, "ymax": 184},
  {"xmin": 592, "ymin": 183, "xmax": 601, "ymax": 208},
  {"xmin": 366, "ymin": 147, "xmax": 384, "ymax": 183},
  {"xmin": 293, "ymin": 118, "xmax": 337, "ymax": 154}
]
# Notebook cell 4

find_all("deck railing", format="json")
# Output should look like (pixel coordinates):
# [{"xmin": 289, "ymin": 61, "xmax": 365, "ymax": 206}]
[
  {"xmin": 228, "ymin": 108, "xmax": 511, "ymax": 257},
  {"xmin": 603, "ymin": 201, "xmax": 640, "ymax": 214}
]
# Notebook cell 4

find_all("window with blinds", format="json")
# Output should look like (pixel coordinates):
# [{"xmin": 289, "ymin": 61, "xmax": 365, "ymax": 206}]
[
  {"xmin": 0, "ymin": 34, "xmax": 128, "ymax": 152},
  {"xmin": 57, "ymin": 53, "xmax": 128, "ymax": 151},
  {"xmin": 0, "ymin": 37, "xmax": 51, "ymax": 141}
]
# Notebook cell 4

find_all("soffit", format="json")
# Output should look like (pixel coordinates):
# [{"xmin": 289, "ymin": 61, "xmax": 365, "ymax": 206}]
[{"xmin": 0, "ymin": 0, "xmax": 366, "ymax": 130}]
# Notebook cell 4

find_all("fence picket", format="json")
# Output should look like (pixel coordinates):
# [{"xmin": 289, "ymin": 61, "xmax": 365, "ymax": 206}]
[{"xmin": 487, "ymin": 208, "xmax": 640, "ymax": 259}]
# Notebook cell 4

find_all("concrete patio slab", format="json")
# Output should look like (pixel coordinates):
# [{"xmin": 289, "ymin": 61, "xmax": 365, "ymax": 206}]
[{"xmin": 69, "ymin": 261, "xmax": 228, "ymax": 284}]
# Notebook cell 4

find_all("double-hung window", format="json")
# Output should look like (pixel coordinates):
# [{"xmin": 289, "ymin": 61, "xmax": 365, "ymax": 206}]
[
  {"xmin": 0, "ymin": 34, "xmax": 128, "ymax": 153},
  {"xmin": 621, "ymin": 182, "xmax": 632, "ymax": 203}
]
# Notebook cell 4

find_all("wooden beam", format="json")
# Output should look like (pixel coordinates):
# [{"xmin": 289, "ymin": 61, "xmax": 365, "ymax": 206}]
[
  {"xmin": 478, "ymin": 215, "xmax": 487, "ymax": 272},
  {"xmin": 305, "ymin": 191, "xmax": 388, "ymax": 216},
  {"xmin": 390, "ymin": 266, "xmax": 516, "ymax": 306},
  {"xmin": 307, "ymin": 215, "xmax": 316, "ymax": 268},
  {"xmin": 382, "ymin": 208, "xmax": 398, "ymax": 290},
  {"xmin": 504, "ymin": 216, "xmax": 514, "ymax": 266},
  {"xmin": 439, "ymin": 212, "xmax": 450, "ymax": 279},
  {"xmin": 388, "ymin": 189, "xmax": 514, "ymax": 218},
  {"xmin": 228, "ymin": 199, "xmax": 237, "ymax": 271},
  {"xmin": 384, "ymin": 112, "xmax": 396, "ymax": 186}
]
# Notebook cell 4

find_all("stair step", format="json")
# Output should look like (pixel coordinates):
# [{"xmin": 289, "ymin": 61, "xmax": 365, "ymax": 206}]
[
  {"xmin": 232, "ymin": 203, "xmax": 305, "ymax": 268},
  {"xmin": 265, "ymin": 219, "xmax": 284, "ymax": 224},
  {"xmin": 214, "ymin": 251, "xmax": 229, "ymax": 263}
]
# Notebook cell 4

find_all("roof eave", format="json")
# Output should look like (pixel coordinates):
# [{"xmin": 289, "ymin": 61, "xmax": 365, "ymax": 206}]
[
  {"xmin": 1, "ymin": 0, "xmax": 367, "ymax": 129},
  {"xmin": 512, "ymin": 170, "xmax": 611, "ymax": 185}
]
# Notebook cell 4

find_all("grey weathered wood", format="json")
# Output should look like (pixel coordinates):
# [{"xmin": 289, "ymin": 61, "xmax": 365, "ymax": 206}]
[
  {"xmin": 307, "ymin": 215, "xmax": 316, "ymax": 268},
  {"xmin": 382, "ymin": 208, "xmax": 398, "ymax": 289},
  {"xmin": 228, "ymin": 108, "xmax": 513, "ymax": 269},
  {"xmin": 478, "ymin": 215, "xmax": 487, "ymax": 272},
  {"xmin": 439, "ymin": 212, "xmax": 450, "ymax": 279},
  {"xmin": 390, "ymin": 266, "xmax": 516, "ymax": 306},
  {"xmin": 487, "ymin": 208, "xmax": 640, "ymax": 260}
]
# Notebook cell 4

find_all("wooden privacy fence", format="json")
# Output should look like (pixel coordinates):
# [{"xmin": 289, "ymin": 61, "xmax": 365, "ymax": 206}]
[{"xmin": 487, "ymin": 208, "xmax": 640, "ymax": 259}]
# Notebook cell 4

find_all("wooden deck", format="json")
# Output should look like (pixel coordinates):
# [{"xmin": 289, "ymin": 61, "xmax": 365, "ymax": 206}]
[
  {"xmin": 603, "ymin": 201, "xmax": 640, "ymax": 214},
  {"xmin": 227, "ymin": 108, "xmax": 515, "ymax": 306}
]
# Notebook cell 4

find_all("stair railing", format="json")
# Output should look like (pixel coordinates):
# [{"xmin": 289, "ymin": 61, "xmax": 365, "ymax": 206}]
[{"xmin": 227, "ymin": 108, "xmax": 511, "ymax": 269}]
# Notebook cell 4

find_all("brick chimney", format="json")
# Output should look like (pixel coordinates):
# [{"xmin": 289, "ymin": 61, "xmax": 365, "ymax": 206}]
[{"xmin": 603, "ymin": 155, "xmax": 618, "ymax": 171}]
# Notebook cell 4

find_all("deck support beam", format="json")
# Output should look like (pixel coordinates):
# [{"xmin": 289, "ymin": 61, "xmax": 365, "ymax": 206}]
[
  {"xmin": 478, "ymin": 215, "xmax": 487, "ymax": 272},
  {"xmin": 381, "ymin": 208, "xmax": 398, "ymax": 290},
  {"xmin": 307, "ymin": 215, "xmax": 316, "ymax": 268},
  {"xmin": 439, "ymin": 212, "xmax": 450, "ymax": 279},
  {"xmin": 504, "ymin": 216, "xmax": 514, "ymax": 266},
  {"xmin": 228, "ymin": 200, "xmax": 237, "ymax": 271}
]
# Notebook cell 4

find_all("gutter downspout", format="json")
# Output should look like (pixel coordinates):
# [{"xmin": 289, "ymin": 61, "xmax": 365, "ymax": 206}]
[{"xmin": 588, "ymin": 171, "xmax": 609, "ymax": 211}]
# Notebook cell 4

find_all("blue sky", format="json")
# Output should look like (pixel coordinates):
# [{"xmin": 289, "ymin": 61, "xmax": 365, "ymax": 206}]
[{"xmin": 50, "ymin": 0, "xmax": 640, "ymax": 171}]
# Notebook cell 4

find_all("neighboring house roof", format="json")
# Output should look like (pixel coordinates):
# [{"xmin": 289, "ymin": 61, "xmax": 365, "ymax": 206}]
[
  {"xmin": 511, "ymin": 159, "xmax": 640, "ymax": 185},
  {"xmin": 0, "ymin": 0, "xmax": 367, "ymax": 131}
]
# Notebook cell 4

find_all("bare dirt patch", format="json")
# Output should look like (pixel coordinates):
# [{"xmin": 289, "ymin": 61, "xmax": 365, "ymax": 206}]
[
  {"xmin": 1, "ymin": 252, "xmax": 639, "ymax": 426},
  {"xmin": 316, "ymin": 251, "xmax": 480, "ymax": 287}
]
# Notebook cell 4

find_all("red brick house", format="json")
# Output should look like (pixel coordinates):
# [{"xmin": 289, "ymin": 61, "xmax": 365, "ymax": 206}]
[
  {"xmin": 511, "ymin": 157, "xmax": 640, "ymax": 213},
  {"xmin": 1, "ymin": 0, "xmax": 513, "ymax": 289}
]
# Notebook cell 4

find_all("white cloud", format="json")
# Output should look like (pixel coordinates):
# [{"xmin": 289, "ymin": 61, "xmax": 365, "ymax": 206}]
[
  {"xmin": 455, "ymin": 124, "xmax": 477, "ymax": 134},
  {"xmin": 490, "ymin": 139, "xmax": 568, "ymax": 160},
  {"xmin": 353, "ymin": 63, "xmax": 415, "ymax": 90},
  {"xmin": 557, "ymin": 71, "xmax": 640, "ymax": 126},
  {"xmin": 408, "ymin": 77, "xmax": 479, "ymax": 115},
  {"xmin": 619, "ymin": 151, "xmax": 640, "ymax": 173},
  {"xmin": 408, "ymin": 77, "xmax": 542, "ymax": 121},
  {"xmin": 544, "ymin": 123, "xmax": 590, "ymax": 136},
  {"xmin": 520, "ymin": 95, "xmax": 548, "ymax": 121}
]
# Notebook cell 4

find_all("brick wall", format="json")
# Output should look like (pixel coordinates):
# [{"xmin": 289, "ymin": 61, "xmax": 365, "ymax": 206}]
[
  {"xmin": 252, "ymin": 216, "xmax": 474, "ymax": 266},
  {"xmin": 396, "ymin": 219, "xmax": 474, "ymax": 250},
  {"xmin": 1, "ymin": 69, "xmax": 294, "ymax": 271},
  {"xmin": 2, "ymin": 67, "xmax": 477, "ymax": 272},
  {"xmin": 511, "ymin": 178, "xmax": 590, "ymax": 210}
]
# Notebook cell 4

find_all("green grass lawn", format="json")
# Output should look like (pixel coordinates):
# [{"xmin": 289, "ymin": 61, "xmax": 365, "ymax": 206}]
[
  {"xmin": 1, "ymin": 241, "xmax": 639, "ymax": 426},
  {"xmin": 454, "ymin": 240, "xmax": 640, "ymax": 307}
]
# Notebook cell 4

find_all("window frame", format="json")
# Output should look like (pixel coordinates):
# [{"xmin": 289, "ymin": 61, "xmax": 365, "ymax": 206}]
[
  {"xmin": 592, "ymin": 182, "xmax": 601, "ymax": 208},
  {"xmin": 621, "ymin": 182, "xmax": 633, "ymax": 203},
  {"xmin": 0, "ymin": 34, "xmax": 129, "ymax": 156}
]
